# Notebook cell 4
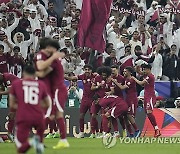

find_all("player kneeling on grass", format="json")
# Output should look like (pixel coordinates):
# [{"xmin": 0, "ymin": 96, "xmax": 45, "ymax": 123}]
[
  {"xmin": 9, "ymin": 64, "xmax": 50, "ymax": 154},
  {"xmin": 93, "ymin": 94, "xmax": 129, "ymax": 137}
]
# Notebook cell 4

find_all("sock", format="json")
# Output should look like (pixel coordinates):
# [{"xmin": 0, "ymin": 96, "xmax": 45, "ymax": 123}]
[
  {"xmin": 131, "ymin": 123, "xmax": 138, "ymax": 131},
  {"xmin": 19, "ymin": 142, "xmax": 31, "ymax": 153},
  {"xmin": 147, "ymin": 113, "xmax": 158, "ymax": 130},
  {"xmin": 7, "ymin": 120, "xmax": 15, "ymax": 134},
  {"xmin": 79, "ymin": 118, "xmax": 84, "ymax": 133},
  {"xmin": 49, "ymin": 120, "xmax": 54, "ymax": 134},
  {"xmin": 90, "ymin": 117, "xmax": 97, "ymax": 134},
  {"xmin": 112, "ymin": 118, "xmax": 118, "ymax": 132},
  {"xmin": 56, "ymin": 118, "xmax": 66, "ymax": 139},
  {"xmin": 102, "ymin": 116, "xmax": 110, "ymax": 133},
  {"xmin": 45, "ymin": 118, "xmax": 49, "ymax": 129},
  {"xmin": 126, "ymin": 123, "xmax": 133, "ymax": 135},
  {"xmin": 100, "ymin": 120, "xmax": 103, "ymax": 133},
  {"xmin": 53, "ymin": 120, "xmax": 58, "ymax": 132},
  {"xmin": 119, "ymin": 117, "xmax": 126, "ymax": 130}
]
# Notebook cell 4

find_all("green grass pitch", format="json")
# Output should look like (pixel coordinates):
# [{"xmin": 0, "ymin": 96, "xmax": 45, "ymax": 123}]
[{"xmin": 0, "ymin": 138, "xmax": 179, "ymax": 154}]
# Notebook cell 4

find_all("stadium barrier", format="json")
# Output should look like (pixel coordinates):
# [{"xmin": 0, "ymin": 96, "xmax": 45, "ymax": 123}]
[{"xmin": 0, "ymin": 108, "xmax": 180, "ymax": 137}]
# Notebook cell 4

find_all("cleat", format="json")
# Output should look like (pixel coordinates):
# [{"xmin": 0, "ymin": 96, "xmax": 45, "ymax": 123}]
[
  {"xmin": 7, "ymin": 133, "xmax": 14, "ymax": 142},
  {"xmin": 53, "ymin": 132, "xmax": 60, "ymax": 138},
  {"xmin": 122, "ymin": 129, "xmax": 127, "ymax": 137},
  {"xmin": 154, "ymin": 129, "xmax": 161, "ymax": 138},
  {"xmin": 77, "ymin": 132, "xmax": 84, "ymax": 138},
  {"xmin": 30, "ymin": 135, "xmax": 44, "ymax": 154},
  {"xmin": 134, "ymin": 130, "xmax": 141, "ymax": 137},
  {"xmin": 96, "ymin": 132, "xmax": 103, "ymax": 138},
  {"xmin": 89, "ymin": 133, "xmax": 96, "ymax": 138},
  {"xmin": 53, "ymin": 140, "xmax": 70, "ymax": 149},
  {"xmin": 113, "ymin": 131, "xmax": 120, "ymax": 138},
  {"xmin": 45, "ymin": 133, "xmax": 54, "ymax": 139}
]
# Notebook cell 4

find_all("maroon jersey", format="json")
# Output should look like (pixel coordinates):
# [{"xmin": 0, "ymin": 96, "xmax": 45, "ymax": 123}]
[
  {"xmin": 78, "ymin": 73, "xmax": 95, "ymax": 99},
  {"xmin": 0, "ymin": 53, "xmax": 10, "ymax": 73},
  {"xmin": 112, "ymin": 74, "xmax": 125, "ymax": 98},
  {"xmin": 50, "ymin": 58, "xmax": 66, "ymax": 93},
  {"xmin": 125, "ymin": 77, "xmax": 137, "ymax": 98},
  {"xmin": 10, "ymin": 79, "xmax": 48, "ymax": 122},
  {"xmin": 2, "ymin": 73, "xmax": 19, "ymax": 87},
  {"xmin": 144, "ymin": 73, "xmax": 156, "ymax": 98},
  {"xmin": 99, "ymin": 95, "xmax": 123, "ymax": 109},
  {"xmin": 92, "ymin": 75, "xmax": 113, "ymax": 98},
  {"xmin": 34, "ymin": 51, "xmax": 51, "ymax": 95}
]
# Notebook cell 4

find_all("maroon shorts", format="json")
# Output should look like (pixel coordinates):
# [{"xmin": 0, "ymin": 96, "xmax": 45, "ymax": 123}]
[
  {"xmin": 53, "ymin": 89, "xmax": 68, "ymax": 113},
  {"xmin": 108, "ymin": 103, "xmax": 128, "ymax": 119},
  {"xmin": 15, "ymin": 118, "xmax": 45, "ymax": 149},
  {"xmin": 126, "ymin": 98, "xmax": 138, "ymax": 116},
  {"xmin": 90, "ymin": 103, "xmax": 101, "ymax": 115},
  {"xmin": 144, "ymin": 96, "xmax": 156, "ymax": 113},
  {"xmin": 80, "ymin": 98, "xmax": 92, "ymax": 114}
]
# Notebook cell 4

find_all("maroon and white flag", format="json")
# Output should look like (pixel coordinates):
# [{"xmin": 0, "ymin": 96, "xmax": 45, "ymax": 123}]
[
  {"xmin": 119, "ymin": 55, "xmax": 133, "ymax": 73},
  {"xmin": 77, "ymin": 0, "xmax": 113, "ymax": 53}
]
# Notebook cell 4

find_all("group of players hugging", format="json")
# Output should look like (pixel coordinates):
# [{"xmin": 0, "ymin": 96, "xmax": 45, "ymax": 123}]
[{"xmin": 0, "ymin": 37, "xmax": 161, "ymax": 154}]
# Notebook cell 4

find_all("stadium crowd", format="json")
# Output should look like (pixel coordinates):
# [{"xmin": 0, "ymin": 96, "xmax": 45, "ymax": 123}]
[{"xmin": 0, "ymin": 0, "xmax": 179, "ymax": 80}]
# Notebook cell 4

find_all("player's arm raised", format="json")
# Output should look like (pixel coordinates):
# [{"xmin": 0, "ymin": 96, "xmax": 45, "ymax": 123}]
[
  {"xmin": 131, "ymin": 76, "xmax": 148, "ymax": 86},
  {"xmin": 36, "ymin": 52, "xmax": 65, "ymax": 71}
]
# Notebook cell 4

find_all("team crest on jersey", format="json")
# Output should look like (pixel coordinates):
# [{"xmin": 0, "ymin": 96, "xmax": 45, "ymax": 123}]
[
  {"xmin": 37, "ymin": 54, "xmax": 42, "ymax": 60},
  {"xmin": 127, "ymin": 82, "xmax": 131, "ymax": 85},
  {"xmin": 87, "ymin": 79, "xmax": 90, "ymax": 82},
  {"xmin": 101, "ymin": 80, "xmax": 105, "ymax": 84},
  {"xmin": 6, "ymin": 81, "xmax": 11, "ymax": 86},
  {"xmin": 146, "ymin": 76, "xmax": 149, "ymax": 80},
  {"xmin": 83, "ymin": 80, "xmax": 86, "ymax": 83}
]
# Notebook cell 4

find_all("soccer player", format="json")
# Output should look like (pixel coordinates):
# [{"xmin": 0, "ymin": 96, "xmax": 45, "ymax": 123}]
[
  {"xmin": 67, "ymin": 64, "xmax": 96, "ymax": 138},
  {"xmin": 93, "ymin": 94, "xmax": 128, "ymax": 135},
  {"xmin": 90, "ymin": 66, "xmax": 114, "ymax": 138},
  {"xmin": 0, "ymin": 73, "xmax": 19, "ymax": 141},
  {"xmin": 111, "ymin": 65, "xmax": 126, "ymax": 137},
  {"xmin": 35, "ymin": 39, "xmax": 70, "ymax": 149},
  {"xmin": 132, "ymin": 64, "xmax": 161, "ymax": 137},
  {"xmin": 9, "ymin": 64, "xmax": 50, "ymax": 154},
  {"xmin": 34, "ymin": 38, "xmax": 63, "ymax": 139},
  {"xmin": 123, "ymin": 67, "xmax": 140, "ymax": 137}
]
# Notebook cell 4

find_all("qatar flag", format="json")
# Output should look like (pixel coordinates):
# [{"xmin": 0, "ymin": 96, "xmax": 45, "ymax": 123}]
[
  {"xmin": 119, "ymin": 55, "xmax": 133, "ymax": 73},
  {"xmin": 77, "ymin": 0, "xmax": 113, "ymax": 53},
  {"xmin": 150, "ymin": 9, "xmax": 159, "ymax": 22}
]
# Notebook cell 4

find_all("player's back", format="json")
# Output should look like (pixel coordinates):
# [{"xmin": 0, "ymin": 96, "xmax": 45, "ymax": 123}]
[
  {"xmin": 50, "ymin": 58, "xmax": 66, "ymax": 92},
  {"xmin": 10, "ymin": 79, "xmax": 47, "ymax": 122}
]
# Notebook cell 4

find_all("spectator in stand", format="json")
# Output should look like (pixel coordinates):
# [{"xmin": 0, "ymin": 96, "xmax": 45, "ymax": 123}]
[
  {"xmin": 163, "ymin": 44, "xmax": 179, "ymax": 81},
  {"xmin": 47, "ymin": 1, "xmax": 58, "ymax": 19},
  {"xmin": 129, "ymin": 31, "xmax": 142, "ymax": 56},
  {"xmin": 12, "ymin": 32, "xmax": 33, "ymax": 60},
  {"xmin": 9, "ymin": 46, "xmax": 25, "ymax": 78},
  {"xmin": 15, "ymin": 7, "xmax": 31, "ymax": 40},
  {"xmin": 0, "ymin": 31, "xmax": 13, "ymax": 53},
  {"xmin": 0, "ymin": 44, "xmax": 10, "ymax": 73},
  {"xmin": 151, "ymin": 43, "xmax": 163, "ymax": 80},
  {"xmin": 66, "ymin": 78, "xmax": 83, "ymax": 108},
  {"xmin": 104, "ymin": 49, "xmax": 118, "ymax": 67}
]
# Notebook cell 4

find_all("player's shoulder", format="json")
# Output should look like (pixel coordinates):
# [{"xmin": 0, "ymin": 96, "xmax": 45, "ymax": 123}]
[
  {"xmin": 34, "ymin": 51, "xmax": 46, "ymax": 61},
  {"xmin": 11, "ymin": 78, "xmax": 21, "ymax": 86}
]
